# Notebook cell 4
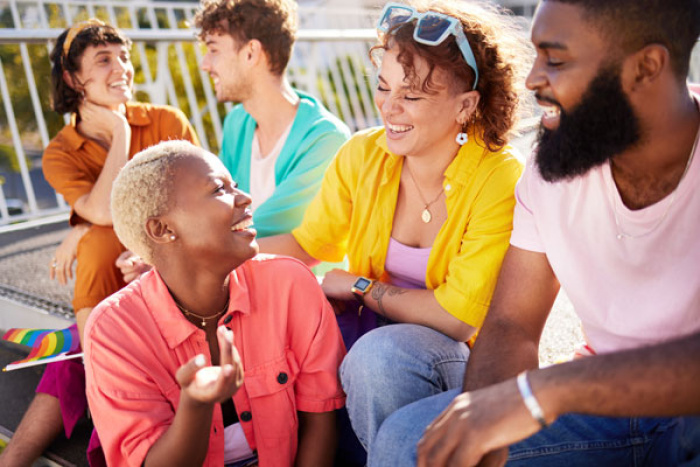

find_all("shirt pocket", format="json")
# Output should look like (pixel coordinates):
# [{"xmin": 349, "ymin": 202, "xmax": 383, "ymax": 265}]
[{"xmin": 244, "ymin": 351, "xmax": 299, "ymax": 442}]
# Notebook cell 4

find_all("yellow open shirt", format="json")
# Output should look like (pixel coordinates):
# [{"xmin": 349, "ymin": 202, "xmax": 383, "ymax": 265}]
[{"xmin": 293, "ymin": 127, "xmax": 523, "ymax": 341}]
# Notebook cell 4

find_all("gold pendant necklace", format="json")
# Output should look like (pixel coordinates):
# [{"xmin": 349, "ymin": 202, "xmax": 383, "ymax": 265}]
[
  {"xmin": 174, "ymin": 297, "xmax": 230, "ymax": 328},
  {"xmin": 405, "ymin": 162, "xmax": 445, "ymax": 224}
]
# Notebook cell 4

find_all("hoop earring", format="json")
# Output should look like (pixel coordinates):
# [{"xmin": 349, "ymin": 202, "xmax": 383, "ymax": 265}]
[{"xmin": 456, "ymin": 122, "xmax": 468, "ymax": 146}]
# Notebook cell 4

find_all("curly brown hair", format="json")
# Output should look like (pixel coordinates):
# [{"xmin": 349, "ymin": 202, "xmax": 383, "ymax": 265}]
[
  {"xmin": 193, "ymin": 0, "xmax": 298, "ymax": 76},
  {"xmin": 371, "ymin": 0, "xmax": 531, "ymax": 151},
  {"xmin": 49, "ymin": 23, "xmax": 131, "ymax": 115}
]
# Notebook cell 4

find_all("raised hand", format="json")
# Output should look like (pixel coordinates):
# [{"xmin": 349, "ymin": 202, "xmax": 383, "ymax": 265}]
[
  {"xmin": 77, "ymin": 99, "xmax": 130, "ymax": 147},
  {"xmin": 176, "ymin": 326, "xmax": 244, "ymax": 405}
]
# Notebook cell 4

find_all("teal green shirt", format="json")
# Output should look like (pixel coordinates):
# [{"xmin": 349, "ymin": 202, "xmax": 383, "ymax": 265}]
[{"xmin": 220, "ymin": 90, "xmax": 350, "ymax": 238}]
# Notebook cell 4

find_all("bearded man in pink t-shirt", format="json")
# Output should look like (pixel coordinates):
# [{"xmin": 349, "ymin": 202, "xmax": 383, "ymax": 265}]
[{"xmin": 366, "ymin": 0, "xmax": 700, "ymax": 466}]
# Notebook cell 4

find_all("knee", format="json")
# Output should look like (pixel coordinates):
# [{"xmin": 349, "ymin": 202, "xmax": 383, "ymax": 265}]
[
  {"xmin": 340, "ymin": 325, "xmax": 415, "ymax": 392},
  {"xmin": 77, "ymin": 226, "xmax": 124, "ymax": 273},
  {"xmin": 368, "ymin": 409, "xmax": 418, "ymax": 466}
]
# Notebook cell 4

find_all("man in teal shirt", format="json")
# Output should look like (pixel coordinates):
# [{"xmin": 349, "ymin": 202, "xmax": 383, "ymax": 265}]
[{"xmin": 195, "ymin": 0, "xmax": 350, "ymax": 237}]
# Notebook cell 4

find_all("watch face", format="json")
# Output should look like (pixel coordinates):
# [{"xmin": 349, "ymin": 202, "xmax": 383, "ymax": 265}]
[{"xmin": 354, "ymin": 277, "xmax": 372, "ymax": 292}]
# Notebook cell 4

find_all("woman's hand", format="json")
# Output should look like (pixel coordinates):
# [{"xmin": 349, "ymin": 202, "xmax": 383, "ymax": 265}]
[
  {"xmin": 320, "ymin": 269, "xmax": 358, "ymax": 301},
  {"xmin": 115, "ymin": 250, "xmax": 152, "ymax": 283},
  {"xmin": 77, "ymin": 99, "xmax": 130, "ymax": 146},
  {"xmin": 176, "ymin": 326, "xmax": 244, "ymax": 405},
  {"xmin": 50, "ymin": 224, "xmax": 90, "ymax": 285}
]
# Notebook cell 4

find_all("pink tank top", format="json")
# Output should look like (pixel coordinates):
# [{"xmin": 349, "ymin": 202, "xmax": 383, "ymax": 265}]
[{"xmin": 384, "ymin": 237, "xmax": 431, "ymax": 290}]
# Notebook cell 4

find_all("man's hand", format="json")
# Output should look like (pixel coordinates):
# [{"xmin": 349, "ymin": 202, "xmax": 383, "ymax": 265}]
[
  {"xmin": 177, "ymin": 326, "xmax": 244, "ymax": 405},
  {"xmin": 417, "ymin": 378, "xmax": 542, "ymax": 467},
  {"xmin": 115, "ymin": 250, "xmax": 152, "ymax": 283}
]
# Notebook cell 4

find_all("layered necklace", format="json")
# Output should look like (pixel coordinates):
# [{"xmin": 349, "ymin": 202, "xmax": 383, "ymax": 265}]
[
  {"xmin": 610, "ymin": 127, "xmax": 699, "ymax": 240},
  {"xmin": 174, "ymin": 297, "xmax": 230, "ymax": 328},
  {"xmin": 405, "ymin": 162, "xmax": 445, "ymax": 224}
]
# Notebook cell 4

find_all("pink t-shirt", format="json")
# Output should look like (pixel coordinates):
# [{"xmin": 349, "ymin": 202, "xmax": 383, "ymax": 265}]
[
  {"xmin": 511, "ymin": 92, "xmax": 700, "ymax": 355},
  {"xmin": 84, "ymin": 255, "xmax": 346, "ymax": 467}
]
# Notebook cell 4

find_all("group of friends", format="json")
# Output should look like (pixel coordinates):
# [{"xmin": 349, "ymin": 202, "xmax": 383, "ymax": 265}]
[{"xmin": 0, "ymin": 0, "xmax": 699, "ymax": 465}]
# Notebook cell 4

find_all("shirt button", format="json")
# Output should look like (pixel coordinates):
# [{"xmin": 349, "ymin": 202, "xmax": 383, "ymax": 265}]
[
  {"xmin": 240, "ymin": 411, "xmax": 252, "ymax": 422},
  {"xmin": 277, "ymin": 372, "xmax": 288, "ymax": 384},
  {"xmin": 223, "ymin": 314, "xmax": 233, "ymax": 324}
]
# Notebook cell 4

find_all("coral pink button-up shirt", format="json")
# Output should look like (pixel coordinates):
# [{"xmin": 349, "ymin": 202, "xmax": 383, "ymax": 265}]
[{"xmin": 84, "ymin": 255, "xmax": 346, "ymax": 467}]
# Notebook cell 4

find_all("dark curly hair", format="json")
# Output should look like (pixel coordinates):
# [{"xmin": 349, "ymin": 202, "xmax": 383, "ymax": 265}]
[
  {"xmin": 371, "ymin": 0, "xmax": 531, "ymax": 152},
  {"xmin": 193, "ymin": 0, "xmax": 298, "ymax": 77},
  {"xmin": 49, "ymin": 22, "xmax": 131, "ymax": 115}
]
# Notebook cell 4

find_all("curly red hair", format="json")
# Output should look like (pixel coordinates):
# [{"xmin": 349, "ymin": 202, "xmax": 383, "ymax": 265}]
[{"xmin": 371, "ymin": 0, "xmax": 531, "ymax": 151}]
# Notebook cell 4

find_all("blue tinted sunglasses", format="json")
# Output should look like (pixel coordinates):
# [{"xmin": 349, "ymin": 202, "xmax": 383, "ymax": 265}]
[{"xmin": 377, "ymin": 2, "xmax": 479, "ymax": 90}]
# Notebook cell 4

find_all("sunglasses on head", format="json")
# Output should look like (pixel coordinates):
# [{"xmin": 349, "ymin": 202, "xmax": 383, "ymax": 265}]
[{"xmin": 376, "ymin": 2, "xmax": 479, "ymax": 90}]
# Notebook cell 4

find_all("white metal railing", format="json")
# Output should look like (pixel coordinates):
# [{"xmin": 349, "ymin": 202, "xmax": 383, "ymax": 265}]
[
  {"xmin": 0, "ymin": 0, "xmax": 699, "ymax": 225},
  {"xmin": 0, "ymin": 0, "xmax": 382, "ymax": 225}
]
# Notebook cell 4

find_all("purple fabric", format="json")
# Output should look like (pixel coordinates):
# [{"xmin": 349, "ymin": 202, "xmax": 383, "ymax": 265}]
[
  {"xmin": 34, "ymin": 324, "xmax": 107, "ymax": 467},
  {"xmin": 35, "ymin": 357, "xmax": 86, "ymax": 438},
  {"xmin": 336, "ymin": 300, "xmax": 378, "ymax": 350},
  {"xmin": 87, "ymin": 429, "xmax": 106, "ymax": 467},
  {"xmin": 384, "ymin": 237, "xmax": 430, "ymax": 290}
]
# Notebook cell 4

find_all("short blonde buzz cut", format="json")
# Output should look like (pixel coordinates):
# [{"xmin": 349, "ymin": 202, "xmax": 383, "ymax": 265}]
[{"xmin": 111, "ymin": 140, "xmax": 203, "ymax": 265}]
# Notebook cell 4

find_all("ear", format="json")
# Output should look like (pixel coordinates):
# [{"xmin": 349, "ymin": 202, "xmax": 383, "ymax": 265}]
[
  {"xmin": 455, "ymin": 90, "xmax": 480, "ymax": 125},
  {"xmin": 145, "ymin": 217, "xmax": 176, "ymax": 245},
  {"xmin": 625, "ymin": 44, "xmax": 669, "ymax": 90},
  {"xmin": 244, "ymin": 39, "xmax": 264, "ymax": 67}
]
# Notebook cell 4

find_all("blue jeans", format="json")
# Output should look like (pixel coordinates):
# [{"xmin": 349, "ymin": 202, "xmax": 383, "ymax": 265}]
[
  {"xmin": 339, "ymin": 324, "xmax": 470, "ymax": 452},
  {"xmin": 370, "ymin": 389, "xmax": 700, "ymax": 466}
]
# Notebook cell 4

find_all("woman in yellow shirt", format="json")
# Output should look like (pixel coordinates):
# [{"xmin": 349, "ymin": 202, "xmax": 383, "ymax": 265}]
[{"xmin": 258, "ymin": 0, "xmax": 529, "ymax": 458}]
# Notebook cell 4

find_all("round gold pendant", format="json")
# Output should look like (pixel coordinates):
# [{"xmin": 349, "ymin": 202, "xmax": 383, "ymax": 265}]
[{"xmin": 421, "ymin": 209, "xmax": 432, "ymax": 223}]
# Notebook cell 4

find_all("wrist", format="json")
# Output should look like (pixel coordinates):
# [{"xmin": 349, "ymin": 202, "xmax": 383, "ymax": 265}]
[
  {"xmin": 516, "ymin": 371, "xmax": 548, "ymax": 429},
  {"xmin": 350, "ymin": 276, "xmax": 374, "ymax": 304}
]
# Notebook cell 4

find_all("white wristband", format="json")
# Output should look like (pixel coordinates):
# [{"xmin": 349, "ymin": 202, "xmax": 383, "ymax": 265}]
[{"xmin": 516, "ymin": 371, "xmax": 548, "ymax": 429}]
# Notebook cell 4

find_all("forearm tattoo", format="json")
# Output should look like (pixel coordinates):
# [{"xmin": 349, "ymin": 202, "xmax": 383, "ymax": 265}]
[{"xmin": 370, "ymin": 282, "xmax": 408, "ymax": 317}]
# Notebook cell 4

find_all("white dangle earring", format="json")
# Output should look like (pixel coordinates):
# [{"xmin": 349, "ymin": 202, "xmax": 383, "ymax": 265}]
[
  {"xmin": 456, "ymin": 122, "xmax": 468, "ymax": 146},
  {"xmin": 169, "ymin": 234, "xmax": 176, "ymax": 241}
]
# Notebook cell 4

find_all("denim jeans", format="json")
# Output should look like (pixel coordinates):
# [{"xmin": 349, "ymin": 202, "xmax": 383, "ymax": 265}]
[
  {"xmin": 339, "ymin": 324, "xmax": 470, "ymax": 452},
  {"xmin": 370, "ymin": 389, "xmax": 700, "ymax": 466}
]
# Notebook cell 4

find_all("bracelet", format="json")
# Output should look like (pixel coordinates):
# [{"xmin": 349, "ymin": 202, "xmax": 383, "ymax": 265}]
[{"xmin": 516, "ymin": 371, "xmax": 548, "ymax": 429}]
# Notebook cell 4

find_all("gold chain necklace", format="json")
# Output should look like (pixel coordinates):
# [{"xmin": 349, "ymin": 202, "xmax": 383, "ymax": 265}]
[
  {"xmin": 610, "ymin": 127, "xmax": 698, "ymax": 240},
  {"xmin": 174, "ymin": 298, "xmax": 230, "ymax": 328},
  {"xmin": 405, "ymin": 162, "xmax": 445, "ymax": 223}
]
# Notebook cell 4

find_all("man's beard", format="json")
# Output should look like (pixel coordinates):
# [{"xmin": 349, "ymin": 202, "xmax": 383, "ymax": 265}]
[{"xmin": 535, "ymin": 63, "xmax": 641, "ymax": 182}]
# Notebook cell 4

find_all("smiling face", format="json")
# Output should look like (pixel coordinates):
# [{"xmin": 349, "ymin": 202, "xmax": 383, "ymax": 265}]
[
  {"xmin": 167, "ymin": 152, "xmax": 258, "ymax": 272},
  {"xmin": 374, "ymin": 46, "xmax": 466, "ymax": 160},
  {"xmin": 72, "ymin": 43, "xmax": 133, "ymax": 110},
  {"xmin": 527, "ymin": 1, "xmax": 641, "ymax": 181},
  {"xmin": 201, "ymin": 32, "xmax": 252, "ymax": 103}
]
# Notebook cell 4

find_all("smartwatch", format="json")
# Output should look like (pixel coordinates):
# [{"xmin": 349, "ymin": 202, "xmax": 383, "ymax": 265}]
[{"xmin": 351, "ymin": 276, "xmax": 374, "ymax": 303}]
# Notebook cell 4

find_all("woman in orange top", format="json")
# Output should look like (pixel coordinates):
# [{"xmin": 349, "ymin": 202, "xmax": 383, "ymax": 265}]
[{"xmin": 0, "ymin": 20, "xmax": 198, "ymax": 467}]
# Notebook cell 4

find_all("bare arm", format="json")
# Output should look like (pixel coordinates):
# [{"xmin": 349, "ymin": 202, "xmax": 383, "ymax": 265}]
[
  {"xmin": 320, "ymin": 269, "xmax": 475, "ymax": 342},
  {"xmin": 295, "ymin": 411, "xmax": 337, "ymax": 467},
  {"xmin": 72, "ymin": 102, "xmax": 131, "ymax": 226},
  {"xmin": 463, "ymin": 245, "xmax": 560, "ymax": 390},
  {"xmin": 417, "ymin": 331, "xmax": 700, "ymax": 467},
  {"xmin": 257, "ymin": 233, "xmax": 319, "ymax": 267}
]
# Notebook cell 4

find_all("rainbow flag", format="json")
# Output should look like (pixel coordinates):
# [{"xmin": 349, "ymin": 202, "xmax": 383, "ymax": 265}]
[{"xmin": 2, "ymin": 326, "xmax": 82, "ymax": 371}]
